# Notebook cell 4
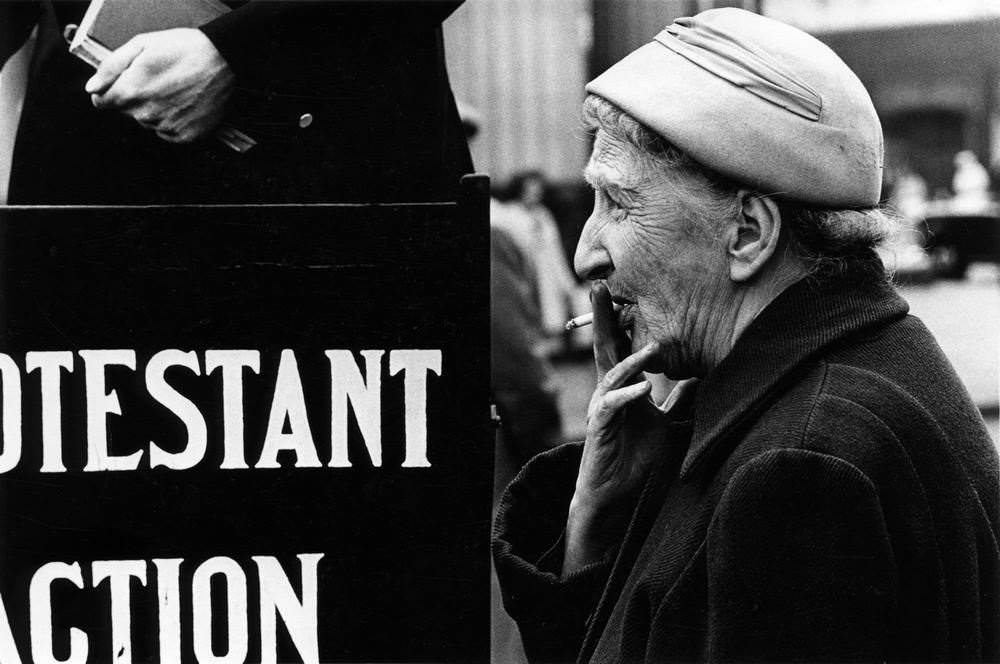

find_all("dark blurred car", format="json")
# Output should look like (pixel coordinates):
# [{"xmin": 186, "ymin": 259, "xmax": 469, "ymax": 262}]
[{"xmin": 922, "ymin": 202, "xmax": 1000, "ymax": 279}]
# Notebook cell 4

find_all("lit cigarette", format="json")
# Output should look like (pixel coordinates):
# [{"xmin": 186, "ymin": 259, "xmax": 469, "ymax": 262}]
[{"xmin": 565, "ymin": 304, "xmax": 624, "ymax": 330}]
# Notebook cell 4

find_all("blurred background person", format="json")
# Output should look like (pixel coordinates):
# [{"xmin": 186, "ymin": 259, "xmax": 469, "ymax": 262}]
[
  {"xmin": 457, "ymin": 101, "xmax": 551, "ymax": 664},
  {"xmin": 490, "ymin": 199, "xmax": 565, "ymax": 484},
  {"xmin": 495, "ymin": 169, "xmax": 589, "ymax": 356},
  {"xmin": 458, "ymin": 100, "xmax": 566, "ymax": 489},
  {"xmin": 891, "ymin": 165, "xmax": 929, "ymax": 221},
  {"xmin": 952, "ymin": 149, "xmax": 992, "ymax": 213},
  {"xmin": 879, "ymin": 162, "xmax": 933, "ymax": 278}
]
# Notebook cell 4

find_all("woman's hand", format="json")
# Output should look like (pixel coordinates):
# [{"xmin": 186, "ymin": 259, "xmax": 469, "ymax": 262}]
[{"xmin": 562, "ymin": 283, "xmax": 670, "ymax": 577}]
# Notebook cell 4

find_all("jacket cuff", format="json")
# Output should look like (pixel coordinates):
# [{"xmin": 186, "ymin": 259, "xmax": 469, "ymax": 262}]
[
  {"xmin": 492, "ymin": 443, "xmax": 614, "ymax": 662},
  {"xmin": 199, "ymin": 1, "xmax": 463, "ymax": 86},
  {"xmin": 198, "ymin": 9, "xmax": 259, "ymax": 84},
  {"xmin": 198, "ymin": 3, "xmax": 308, "ymax": 85}
]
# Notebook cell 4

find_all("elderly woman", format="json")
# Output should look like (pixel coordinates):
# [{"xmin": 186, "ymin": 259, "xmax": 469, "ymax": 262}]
[{"xmin": 493, "ymin": 9, "xmax": 999, "ymax": 663}]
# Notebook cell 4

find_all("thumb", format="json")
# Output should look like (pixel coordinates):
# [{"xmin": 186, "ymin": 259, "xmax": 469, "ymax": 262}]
[
  {"xmin": 85, "ymin": 36, "xmax": 145, "ymax": 94},
  {"xmin": 592, "ymin": 281, "xmax": 628, "ymax": 380}
]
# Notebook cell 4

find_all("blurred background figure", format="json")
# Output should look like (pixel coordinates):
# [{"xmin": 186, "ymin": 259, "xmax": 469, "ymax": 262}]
[
  {"xmin": 892, "ymin": 166, "xmax": 929, "ymax": 221},
  {"xmin": 489, "ymin": 201, "xmax": 564, "ymax": 482},
  {"xmin": 880, "ymin": 164, "xmax": 933, "ymax": 278},
  {"xmin": 458, "ymin": 101, "xmax": 565, "ymax": 488},
  {"xmin": 952, "ymin": 149, "xmax": 992, "ymax": 213},
  {"xmin": 459, "ymin": 102, "xmax": 550, "ymax": 664},
  {"xmin": 495, "ymin": 170, "xmax": 589, "ymax": 356}
]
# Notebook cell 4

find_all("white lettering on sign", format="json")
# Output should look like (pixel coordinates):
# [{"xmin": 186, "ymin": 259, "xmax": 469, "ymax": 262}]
[
  {"xmin": 0, "ymin": 349, "xmax": 443, "ymax": 473},
  {"xmin": 0, "ymin": 353, "xmax": 22, "ymax": 475},
  {"xmin": 204, "ymin": 350, "xmax": 260, "ymax": 470},
  {"xmin": 80, "ymin": 349, "xmax": 141, "ymax": 472},
  {"xmin": 192, "ymin": 557, "xmax": 249, "ymax": 664},
  {"xmin": 327, "ymin": 349, "xmax": 383, "ymax": 467},
  {"xmin": 17, "ymin": 555, "xmax": 324, "ymax": 664},
  {"xmin": 25, "ymin": 351, "xmax": 72, "ymax": 473},
  {"xmin": 147, "ymin": 350, "xmax": 208, "ymax": 471},
  {"xmin": 390, "ymin": 349, "xmax": 441, "ymax": 468},
  {"xmin": 30, "ymin": 561, "xmax": 88, "ymax": 664},
  {"xmin": 92, "ymin": 559, "xmax": 147, "ymax": 664},
  {"xmin": 257, "ymin": 349, "xmax": 321, "ymax": 470}
]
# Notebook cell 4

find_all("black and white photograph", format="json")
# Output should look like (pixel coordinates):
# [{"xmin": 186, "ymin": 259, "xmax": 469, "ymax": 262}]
[{"xmin": 1, "ymin": 0, "xmax": 998, "ymax": 662}]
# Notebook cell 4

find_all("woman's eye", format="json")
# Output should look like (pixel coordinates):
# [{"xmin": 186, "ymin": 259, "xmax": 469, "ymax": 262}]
[
  {"xmin": 592, "ymin": 188, "xmax": 628, "ymax": 221},
  {"xmin": 606, "ymin": 195, "xmax": 628, "ymax": 219},
  {"xmin": 601, "ymin": 190, "xmax": 622, "ymax": 210}
]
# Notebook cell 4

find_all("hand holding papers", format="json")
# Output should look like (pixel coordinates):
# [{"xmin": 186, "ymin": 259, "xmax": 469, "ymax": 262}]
[
  {"xmin": 85, "ymin": 28, "xmax": 235, "ymax": 146},
  {"xmin": 68, "ymin": 0, "xmax": 255, "ymax": 152}
]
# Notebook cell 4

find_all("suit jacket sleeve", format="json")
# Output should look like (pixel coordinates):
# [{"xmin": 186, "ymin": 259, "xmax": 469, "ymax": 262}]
[
  {"xmin": 493, "ymin": 442, "xmax": 616, "ymax": 663},
  {"xmin": 705, "ymin": 448, "xmax": 896, "ymax": 661},
  {"xmin": 199, "ymin": 1, "xmax": 462, "ymax": 86}
]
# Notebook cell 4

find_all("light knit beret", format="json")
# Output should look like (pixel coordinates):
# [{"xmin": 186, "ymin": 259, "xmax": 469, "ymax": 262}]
[{"xmin": 586, "ymin": 8, "xmax": 883, "ymax": 207}]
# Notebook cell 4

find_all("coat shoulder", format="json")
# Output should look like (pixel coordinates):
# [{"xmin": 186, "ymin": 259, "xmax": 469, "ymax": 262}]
[{"xmin": 762, "ymin": 356, "xmax": 1000, "ymax": 545}]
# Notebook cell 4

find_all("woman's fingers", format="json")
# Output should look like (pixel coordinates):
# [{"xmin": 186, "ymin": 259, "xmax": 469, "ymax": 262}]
[
  {"xmin": 594, "ymin": 341, "xmax": 660, "ymax": 398},
  {"xmin": 589, "ymin": 380, "xmax": 652, "ymax": 430}
]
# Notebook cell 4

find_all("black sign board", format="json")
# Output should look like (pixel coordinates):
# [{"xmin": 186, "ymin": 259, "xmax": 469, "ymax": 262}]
[{"xmin": 0, "ymin": 184, "xmax": 491, "ymax": 663}]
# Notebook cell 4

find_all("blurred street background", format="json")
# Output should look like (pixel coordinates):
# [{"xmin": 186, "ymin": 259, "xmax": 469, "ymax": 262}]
[{"xmin": 445, "ymin": 0, "xmax": 1000, "ymax": 454}]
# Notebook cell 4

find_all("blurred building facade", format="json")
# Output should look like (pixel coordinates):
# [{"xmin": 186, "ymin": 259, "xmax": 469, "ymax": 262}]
[
  {"xmin": 767, "ymin": 0, "xmax": 1000, "ymax": 198},
  {"xmin": 445, "ymin": 0, "xmax": 1000, "ymax": 200},
  {"xmin": 444, "ymin": 0, "xmax": 759, "ymax": 185},
  {"xmin": 443, "ymin": 0, "xmax": 593, "ymax": 183}
]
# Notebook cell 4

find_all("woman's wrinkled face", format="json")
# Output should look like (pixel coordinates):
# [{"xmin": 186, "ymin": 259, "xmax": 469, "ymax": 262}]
[{"xmin": 574, "ymin": 130, "xmax": 731, "ymax": 378}]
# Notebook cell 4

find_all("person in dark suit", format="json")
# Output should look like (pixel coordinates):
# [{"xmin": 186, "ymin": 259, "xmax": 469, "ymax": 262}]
[
  {"xmin": 3, "ymin": 1, "xmax": 471, "ymax": 204},
  {"xmin": 493, "ymin": 9, "xmax": 999, "ymax": 662}
]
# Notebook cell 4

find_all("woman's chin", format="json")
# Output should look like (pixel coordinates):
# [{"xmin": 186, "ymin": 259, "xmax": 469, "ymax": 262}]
[{"xmin": 637, "ymin": 341, "xmax": 696, "ymax": 380}]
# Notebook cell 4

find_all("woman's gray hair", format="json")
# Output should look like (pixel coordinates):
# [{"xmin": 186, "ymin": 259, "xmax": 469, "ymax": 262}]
[{"xmin": 581, "ymin": 94, "xmax": 897, "ymax": 280}]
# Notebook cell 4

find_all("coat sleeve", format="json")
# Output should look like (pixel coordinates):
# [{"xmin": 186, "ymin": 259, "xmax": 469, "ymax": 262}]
[
  {"xmin": 493, "ymin": 442, "xmax": 616, "ymax": 663},
  {"xmin": 704, "ymin": 448, "xmax": 896, "ymax": 662},
  {"xmin": 199, "ymin": 1, "xmax": 463, "ymax": 86}
]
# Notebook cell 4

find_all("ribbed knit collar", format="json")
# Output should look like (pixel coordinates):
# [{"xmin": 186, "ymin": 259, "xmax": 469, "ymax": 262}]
[{"xmin": 678, "ymin": 271, "xmax": 910, "ymax": 480}]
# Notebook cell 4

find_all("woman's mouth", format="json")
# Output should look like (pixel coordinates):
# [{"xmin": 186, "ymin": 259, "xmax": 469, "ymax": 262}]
[{"xmin": 611, "ymin": 295, "xmax": 636, "ymax": 331}]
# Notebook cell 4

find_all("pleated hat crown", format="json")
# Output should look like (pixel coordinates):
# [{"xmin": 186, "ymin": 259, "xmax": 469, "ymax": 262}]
[{"xmin": 586, "ymin": 8, "xmax": 883, "ymax": 207}]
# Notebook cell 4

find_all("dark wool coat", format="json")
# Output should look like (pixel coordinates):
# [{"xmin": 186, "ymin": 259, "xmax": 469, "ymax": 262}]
[
  {"xmin": 7, "ymin": 1, "xmax": 471, "ymax": 204},
  {"xmin": 493, "ymin": 270, "xmax": 1000, "ymax": 663}
]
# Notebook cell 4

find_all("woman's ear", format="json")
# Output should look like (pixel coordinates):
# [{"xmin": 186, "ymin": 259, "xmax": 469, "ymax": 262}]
[{"xmin": 727, "ymin": 190, "xmax": 782, "ymax": 282}]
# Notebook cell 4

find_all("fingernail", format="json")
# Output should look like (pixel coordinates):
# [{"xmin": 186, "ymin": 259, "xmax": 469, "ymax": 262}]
[{"xmin": 84, "ymin": 78, "xmax": 97, "ymax": 93}]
